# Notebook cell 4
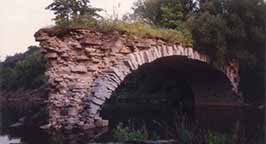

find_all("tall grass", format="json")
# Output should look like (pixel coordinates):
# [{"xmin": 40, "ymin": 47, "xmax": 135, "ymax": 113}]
[
  {"xmin": 109, "ymin": 114, "xmax": 265, "ymax": 144},
  {"xmin": 52, "ymin": 18, "xmax": 192, "ymax": 47}
]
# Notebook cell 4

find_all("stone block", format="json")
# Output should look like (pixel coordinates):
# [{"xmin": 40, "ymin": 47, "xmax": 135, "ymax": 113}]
[
  {"xmin": 77, "ymin": 55, "xmax": 89, "ymax": 61},
  {"xmin": 119, "ymin": 47, "xmax": 131, "ymax": 54},
  {"xmin": 85, "ymin": 48, "xmax": 96, "ymax": 53},
  {"xmin": 71, "ymin": 66, "xmax": 87, "ymax": 73},
  {"xmin": 81, "ymin": 38, "xmax": 102, "ymax": 46},
  {"xmin": 68, "ymin": 41, "xmax": 82, "ymax": 49},
  {"xmin": 95, "ymin": 119, "xmax": 109, "ymax": 128},
  {"xmin": 89, "ymin": 103, "xmax": 100, "ymax": 114},
  {"xmin": 46, "ymin": 52, "xmax": 58, "ymax": 59},
  {"xmin": 91, "ymin": 97, "xmax": 105, "ymax": 105},
  {"xmin": 88, "ymin": 65, "xmax": 98, "ymax": 72},
  {"xmin": 84, "ymin": 123, "xmax": 96, "ymax": 129}
]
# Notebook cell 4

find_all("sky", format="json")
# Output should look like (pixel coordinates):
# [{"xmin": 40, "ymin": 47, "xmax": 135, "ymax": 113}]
[{"xmin": 0, "ymin": 0, "xmax": 135, "ymax": 61}]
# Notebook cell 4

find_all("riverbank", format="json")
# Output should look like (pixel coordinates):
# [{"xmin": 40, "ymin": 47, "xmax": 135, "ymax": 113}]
[
  {"xmin": 0, "ymin": 86, "xmax": 48, "ymax": 129},
  {"xmin": 0, "ymin": 92, "xmax": 264, "ymax": 144},
  {"xmin": 0, "ymin": 85, "xmax": 48, "ymax": 104}
]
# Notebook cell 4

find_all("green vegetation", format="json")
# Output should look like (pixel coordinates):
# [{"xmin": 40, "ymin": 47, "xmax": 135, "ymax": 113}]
[
  {"xmin": 131, "ymin": 0, "xmax": 266, "ymax": 103},
  {"xmin": 98, "ymin": 21, "xmax": 192, "ymax": 45},
  {"xmin": 46, "ymin": 0, "xmax": 102, "ymax": 26},
  {"xmin": 208, "ymin": 131, "xmax": 228, "ymax": 144},
  {"xmin": 52, "ymin": 19, "xmax": 192, "ymax": 46},
  {"xmin": 112, "ymin": 123, "xmax": 147, "ymax": 141},
  {"xmin": 187, "ymin": 0, "xmax": 265, "ymax": 66},
  {"xmin": 131, "ymin": 0, "xmax": 193, "ymax": 37},
  {"xmin": 108, "ymin": 116, "xmax": 264, "ymax": 144},
  {"xmin": 0, "ymin": 46, "xmax": 47, "ymax": 91},
  {"xmin": 47, "ymin": 0, "xmax": 192, "ymax": 45}
]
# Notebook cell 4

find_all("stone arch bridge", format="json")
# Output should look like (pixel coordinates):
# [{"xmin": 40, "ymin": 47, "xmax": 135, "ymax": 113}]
[{"xmin": 35, "ymin": 28, "xmax": 240, "ymax": 130}]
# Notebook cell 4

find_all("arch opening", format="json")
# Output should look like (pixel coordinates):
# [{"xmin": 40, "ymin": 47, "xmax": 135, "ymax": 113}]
[{"xmin": 98, "ymin": 56, "xmax": 236, "ymax": 126}]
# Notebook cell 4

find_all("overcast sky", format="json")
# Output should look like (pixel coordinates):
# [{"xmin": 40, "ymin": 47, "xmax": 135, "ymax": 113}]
[{"xmin": 0, "ymin": 0, "xmax": 135, "ymax": 60}]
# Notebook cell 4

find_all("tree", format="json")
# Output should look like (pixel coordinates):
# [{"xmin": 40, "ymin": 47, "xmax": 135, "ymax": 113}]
[
  {"xmin": 187, "ymin": 0, "xmax": 265, "ymax": 65},
  {"xmin": 132, "ymin": 0, "xmax": 198, "ymax": 23},
  {"xmin": 131, "ymin": 0, "xmax": 196, "ymax": 42},
  {"xmin": 0, "ymin": 46, "xmax": 47, "ymax": 90},
  {"xmin": 187, "ymin": 0, "xmax": 266, "ymax": 103},
  {"xmin": 46, "ymin": 0, "xmax": 102, "ymax": 25},
  {"xmin": 132, "ymin": 0, "xmax": 185, "ymax": 30},
  {"xmin": 131, "ymin": 0, "xmax": 266, "ymax": 103}
]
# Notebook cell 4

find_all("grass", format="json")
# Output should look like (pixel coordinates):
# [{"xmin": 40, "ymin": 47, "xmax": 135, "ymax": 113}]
[
  {"xmin": 50, "ymin": 18, "xmax": 193, "ymax": 47},
  {"xmin": 105, "ymin": 114, "xmax": 265, "ymax": 144}
]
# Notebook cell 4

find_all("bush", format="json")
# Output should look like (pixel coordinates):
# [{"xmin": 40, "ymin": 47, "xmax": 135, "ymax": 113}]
[
  {"xmin": 208, "ymin": 131, "xmax": 228, "ymax": 144},
  {"xmin": 112, "ymin": 123, "xmax": 146, "ymax": 142}
]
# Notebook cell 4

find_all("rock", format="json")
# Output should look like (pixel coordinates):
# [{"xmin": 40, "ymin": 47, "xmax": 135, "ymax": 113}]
[
  {"xmin": 10, "ymin": 122, "xmax": 23, "ymax": 128},
  {"xmin": 85, "ymin": 48, "xmax": 96, "ymax": 53},
  {"xmin": 95, "ymin": 119, "xmax": 109, "ymax": 128},
  {"xmin": 84, "ymin": 123, "xmax": 96, "ymax": 129},
  {"xmin": 89, "ymin": 52, "xmax": 105, "ymax": 57},
  {"xmin": 68, "ymin": 41, "xmax": 82, "ymax": 49},
  {"xmin": 81, "ymin": 38, "xmax": 102, "ymax": 46},
  {"xmin": 91, "ymin": 97, "xmax": 105, "ymax": 105},
  {"xmin": 65, "ymin": 125, "xmax": 73, "ymax": 130},
  {"xmin": 68, "ymin": 117, "xmax": 79, "ymax": 124},
  {"xmin": 88, "ymin": 65, "xmax": 98, "ymax": 72},
  {"xmin": 54, "ymin": 77, "xmax": 64, "ymax": 82},
  {"xmin": 258, "ymin": 105, "xmax": 264, "ymax": 110},
  {"xmin": 61, "ymin": 53, "xmax": 69, "ymax": 58},
  {"xmin": 77, "ymin": 55, "xmax": 89, "ymax": 61},
  {"xmin": 40, "ymin": 124, "xmax": 51, "ymax": 130},
  {"xmin": 89, "ymin": 103, "xmax": 100, "ymax": 114},
  {"xmin": 119, "ymin": 47, "xmax": 131, "ymax": 54},
  {"xmin": 73, "ymin": 83, "xmax": 87, "ymax": 89},
  {"xmin": 71, "ymin": 66, "xmax": 87, "ymax": 73},
  {"xmin": 136, "ymin": 43, "xmax": 150, "ymax": 49},
  {"xmin": 46, "ymin": 52, "xmax": 58, "ymax": 59},
  {"xmin": 18, "ymin": 116, "xmax": 26, "ymax": 122},
  {"xmin": 91, "ymin": 57, "xmax": 101, "ymax": 64},
  {"xmin": 108, "ymin": 39, "xmax": 123, "ymax": 52},
  {"xmin": 35, "ymin": 34, "xmax": 50, "ymax": 41},
  {"xmin": 68, "ymin": 108, "xmax": 79, "ymax": 116}
]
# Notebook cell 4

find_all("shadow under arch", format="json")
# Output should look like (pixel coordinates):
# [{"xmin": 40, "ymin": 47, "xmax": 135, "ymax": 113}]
[{"xmin": 88, "ymin": 55, "xmax": 237, "ymax": 124}]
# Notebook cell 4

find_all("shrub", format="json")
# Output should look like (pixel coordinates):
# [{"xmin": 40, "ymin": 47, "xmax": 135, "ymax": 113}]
[
  {"xmin": 208, "ymin": 131, "xmax": 228, "ymax": 144},
  {"xmin": 112, "ymin": 123, "xmax": 146, "ymax": 142}
]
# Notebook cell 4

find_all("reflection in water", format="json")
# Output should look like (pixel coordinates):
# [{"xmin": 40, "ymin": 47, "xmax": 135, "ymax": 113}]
[
  {"xmin": 0, "ymin": 100, "xmax": 264, "ymax": 144},
  {"xmin": 1, "ymin": 99, "xmax": 21, "ymax": 144},
  {"xmin": 0, "ymin": 136, "xmax": 21, "ymax": 144}
]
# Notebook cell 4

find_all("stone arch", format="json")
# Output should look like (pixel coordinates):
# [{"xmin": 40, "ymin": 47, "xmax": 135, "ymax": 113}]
[
  {"xmin": 35, "ymin": 28, "xmax": 240, "ymax": 130},
  {"xmin": 87, "ymin": 45, "xmax": 239, "ymax": 124}
]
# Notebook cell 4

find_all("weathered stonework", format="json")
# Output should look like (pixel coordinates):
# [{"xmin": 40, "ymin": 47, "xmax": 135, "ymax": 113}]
[{"xmin": 35, "ymin": 27, "xmax": 240, "ymax": 130}]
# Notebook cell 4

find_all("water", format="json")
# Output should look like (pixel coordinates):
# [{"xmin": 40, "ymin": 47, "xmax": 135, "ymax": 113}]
[{"xmin": 0, "ymin": 102, "xmax": 264, "ymax": 144}]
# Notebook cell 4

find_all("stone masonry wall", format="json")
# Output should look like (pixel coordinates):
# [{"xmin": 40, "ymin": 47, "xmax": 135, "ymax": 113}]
[{"xmin": 35, "ymin": 27, "xmax": 240, "ymax": 130}]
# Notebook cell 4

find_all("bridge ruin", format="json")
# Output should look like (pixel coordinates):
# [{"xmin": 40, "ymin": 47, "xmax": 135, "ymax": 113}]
[{"xmin": 35, "ymin": 27, "xmax": 240, "ymax": 130}]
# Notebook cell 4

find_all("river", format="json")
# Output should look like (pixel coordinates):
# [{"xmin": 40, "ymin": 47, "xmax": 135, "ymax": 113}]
[{"xmin": 0, "ymin": 102, "xmax": 264, "ymax": 144}]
